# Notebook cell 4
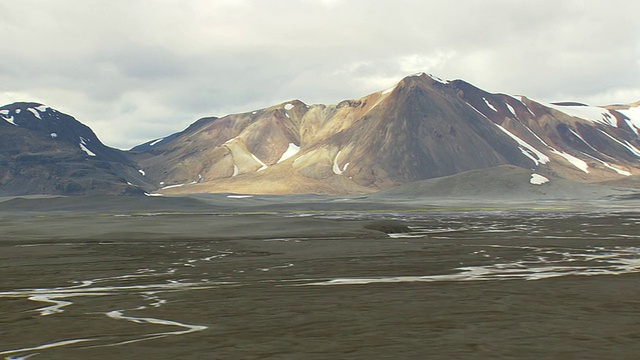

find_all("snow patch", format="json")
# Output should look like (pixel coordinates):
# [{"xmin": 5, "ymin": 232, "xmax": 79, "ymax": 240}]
[
  {"xmin": 251, "ymin": 153, "xmax": 268, "ymax": 171},
  {"xmin": 149, "ymin": 138, "xmax": 164, "ymax": 146},
  {"xmin": 550, "ymin": 149, "xmax": 589, "ymax": 173},
  {"xmin": 284, "ymin": 103, "xmax": 294, "ymax": 110},
  {"xmin": 619, "ymin": 107, "xmax": 640, "ymax": 135},
  {"xmin": 190, "ymin": 174, "xmax": 203, "ymax": 184},
  {"xmin": 425, "ymin": 73, "xmax": 447, "ymax": 84},
  {"xmin": 510, "ymin": 96, "xmax": 535, "ymax": 116},
  {"xmin": 2, "ymin": 114, "xmax": 17, "ymax": 126},
  {"xmin": 569, "ymin": 129, "xmax": 598, "ymax": 152},
  {"xmin": 506, "ymin": 103, "xmax": 517, "ymax": 117},
  {"xmin": 28, "ymin": 108, "xmax": 42, "ymax": 119},
  {"xmin": 232, "ymin": 164, "xmax": 239, "ymax": 177},
  {"xmin": 582, "ymin": 153, "xmax": 631, "ymax": 176},
  {"xmin": 520, "ymin": 123, "xmax": 550, "ymax": 147},
  {"xmin": 465, "ymin": 102, "xmax": 490, "ymax": 119},
  {"xmin": 495, "ymin": 124, "xmax": 549, "ymax": 166},
  {"xmin": 161, "ymin": 183, "xmax": 185, "ymax": 190},
  {"xmin": 625, "ymin": 120, "xmax": 639, "ymax": 136},
  {"xmin": 50, "ymin": 133, "xmax": 57, "ymax": 138},
  {"xmin": 224, "ymin": 136, "xmax": 237, "ymax": 144},
  {"xmin": 79, "ymin": 143, "xmax": 96, "ymax": 156},
  {"xmin": 0, "ymin": 110, "xmax": 9, "ymax": 116},
  {"xmin": 598, "ymin": 130, "xmax": 640, "ymax": 158},
  {"xmin": 602, "ymin": 163, "xmax": 632, "ymax": 176},
  {"xmin": 332, "ymin": 150, "xmax": 349, "ymax": 175},
  {"xmin": 227, "ymin": 195, "xmax": 253, "ymax": 199},
  {"xmin": 35, "ymin": 105, "xmax": 49, "ymax": 113},
  {"xmin": 530, "ymin": 174, "xmax": 549, "ymax": 185},
  {"xmin": 483, "ymin": 97, "xmax": 497, "ymax": 112},
  {"xmin": 138, "ymin": 169, "xmax": 146, "ymax": 176},
  {"xmin": 79, "ymin": 137, "xmax": 96, "ymax": 157},
  {"xmin": 546, "ymin": 103, "xmax": 616, "ymax": 127},
  {"xmin": 277, "ymin": 143, "xmax": 300, "ymax": 163},
  {"xmin": 623, "ymin": 140, "xmax": 640, "ymax": 158},
  {"xmin": 407, "ymin": 72, "xmax": 447, "ymax": 84},
  {"xmin": 15, "ymin": 108, "xmax": 21, "ymax": 114}
]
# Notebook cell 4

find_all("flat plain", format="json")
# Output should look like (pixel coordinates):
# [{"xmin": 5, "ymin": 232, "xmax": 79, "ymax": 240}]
[{"xmin": 1, "ymin": 195, "xmax": 640, "ymax": 359}]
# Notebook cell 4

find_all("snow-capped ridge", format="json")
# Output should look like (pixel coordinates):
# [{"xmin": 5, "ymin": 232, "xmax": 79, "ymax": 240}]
[
  {"xmin": 619, "ymin": 106, "xmax": 640, "ymax": 133},
  {"xmin": 546, "ymin": 102, "xmax": 617, "ymax": 127}
]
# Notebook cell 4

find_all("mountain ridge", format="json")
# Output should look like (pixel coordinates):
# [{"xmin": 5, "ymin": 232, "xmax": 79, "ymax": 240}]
[
  {"xmin": 0, "ymin": 102, "xmax": 152, "ymax": 195},
  {"xmin": 2, "ymin": 73, "xmax": 640, "ymax": 196},
  {"xmin": 130, "ymin": 73, "xmax": 640, "ymax": 195}
]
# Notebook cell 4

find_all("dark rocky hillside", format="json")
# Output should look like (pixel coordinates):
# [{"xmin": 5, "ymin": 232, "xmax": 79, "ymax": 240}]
[{"xmin": 0, "ymin": 103, "xmax": 152, "ymax": 196}]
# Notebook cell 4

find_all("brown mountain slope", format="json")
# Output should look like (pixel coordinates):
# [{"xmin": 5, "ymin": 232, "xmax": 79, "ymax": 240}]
[{"xmin": 131, "ymin": 74, "xmax": 640, "ymax": 195}]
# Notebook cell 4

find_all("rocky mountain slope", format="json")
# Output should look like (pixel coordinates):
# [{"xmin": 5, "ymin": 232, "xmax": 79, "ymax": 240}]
[
  {"xmin": 0, "ymin": 103, "xmax": 151, "ymax": 195},
  {"xmin": 2, "ymin": 74, "xmax": 639, "ymax": 197},
  {"xmin": 131, "ymin": 73, "xmax": 640, "ymax": 195}
]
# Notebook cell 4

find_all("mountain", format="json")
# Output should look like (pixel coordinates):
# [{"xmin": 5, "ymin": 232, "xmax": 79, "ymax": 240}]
[
  {"xmin": 131, "ymin": 73, "xmax": 640, "ymax": 195},
  {"xmin": 3, "ymin": 74, "xmax": 639, "ymax": 197},
  {"xmin": 0, "ymin": 102, "xmax": 152, "ymax": 196}
]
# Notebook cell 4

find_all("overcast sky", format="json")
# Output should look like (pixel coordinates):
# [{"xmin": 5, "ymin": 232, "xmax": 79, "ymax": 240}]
[{"xmin": 1, "ymin": 0, "xmax": 639, "ymax": 149}]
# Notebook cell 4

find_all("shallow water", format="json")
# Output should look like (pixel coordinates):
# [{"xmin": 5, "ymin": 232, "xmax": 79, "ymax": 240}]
[{"xmin": 2, "ymin": 210, "xmax": 640, "ymax": 359}]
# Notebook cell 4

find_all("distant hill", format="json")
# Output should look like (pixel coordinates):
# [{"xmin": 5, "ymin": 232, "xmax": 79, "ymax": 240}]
[
  {"xmin": 0, "ymin": 102, "xmax": 153, "ymax": 195},
  {"xmin": 371, "ymin": 165, "xmax": 623, "ymax": 200}
]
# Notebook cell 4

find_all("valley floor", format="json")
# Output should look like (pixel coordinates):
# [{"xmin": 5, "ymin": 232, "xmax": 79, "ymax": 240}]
[{"xmin": 1, "ymin": 195, "xmax": 640, "ymax": 359}]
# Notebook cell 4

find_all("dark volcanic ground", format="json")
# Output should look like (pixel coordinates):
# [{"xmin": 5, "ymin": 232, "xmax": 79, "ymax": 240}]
[{"xmin": 1, "ymin": 196, "xmax": 640, "ymax": 359}]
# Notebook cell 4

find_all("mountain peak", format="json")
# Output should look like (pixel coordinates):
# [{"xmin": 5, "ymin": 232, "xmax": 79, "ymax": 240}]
[
  {"xmin": 0, "ymin": 102, "xmax": 53, "ymax": 124},
  {"xmin": 1, "ymin": 101, "xmax": 47, "ymax": 109},
  {"xmin": 377, "ymin": 72, "xmax": 453, "ymax": 100},
  {"xmin": 397, "ymin": 72, "xmax": 449, "ymax": 87},
  {"xmin": 279, "ymin": 99, "xmax": 306, "ymax": 109}
]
